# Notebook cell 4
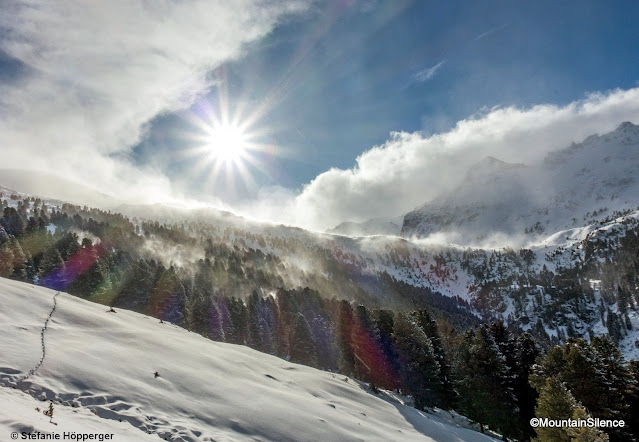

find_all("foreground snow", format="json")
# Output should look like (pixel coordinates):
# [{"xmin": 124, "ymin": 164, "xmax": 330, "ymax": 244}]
[{"xmin": 0, "ymin": 278, "xmax": 494, "ymax": 441}]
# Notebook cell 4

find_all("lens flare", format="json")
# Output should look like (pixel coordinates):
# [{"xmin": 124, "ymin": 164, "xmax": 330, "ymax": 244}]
[{"xmin": 205, "ymin": 123, "xmax": 248, "ymax": 164}]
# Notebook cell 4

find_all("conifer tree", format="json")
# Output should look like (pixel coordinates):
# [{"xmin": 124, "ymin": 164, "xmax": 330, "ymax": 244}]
[
  {"xmin": 337, "ymin": 300, "xmax": 355, "ymax": 375},
  {"xmin": 373, "ymin": 309, "xmax": 399, "ymax": 390},
  {"xmin": 415, "ymin": 309, "xmax": 456, "ymax": 409},
  {"xmin": 533, "ymin": 377, "xmax": 579, "ymax": 442},
  {"xmin": 626, "ymin": 361, "xmax": 639, "ymax": 440},
  {"xmin": 456, "ymin": 325, "xmax": 517, "ymax": 435},
  {"xmin": 531, "ymin": 338, "xmax": 635, "ymax": 441},
  {"xmin": 226, "ymin": 297, "xmax": 248, "ymax": 345},
  {"xmin": 590, "ymin": 336, "xmax": 635, "ymax": 441},
  {"xmin": 247, "ymin": 290, "xmax": 264, "ymax": 351},
  {"xmin": 567, "ymin": 407, "xmax": 610, "ymax": 442},
  {"xmin": 39, "ymin": 246, "xmax": 65, "ymax": 289},
  {"xmin": 3, "ymin": 236, "xmax": 26, "ymax": 280},
  {"xmin": 514, "ymin": 332, "xmax": 540, "ymax": 440},
  {"xmin": 351, "ymin": 305, "xmax": 376, "ymax": 383},
  {"xmin": 393, "ymin": 312, "xmax": 442, "ymax": 410},
  {"xmin": 0, "ymin": 241, "xmax": 13, "ymax": 277},
  {"xmin": 289, "ymin": 313, "xmax": 318, "ymax": 367}
]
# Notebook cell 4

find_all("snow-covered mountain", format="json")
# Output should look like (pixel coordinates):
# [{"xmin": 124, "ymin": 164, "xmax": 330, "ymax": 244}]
[
  {"xmin": 402, "ymin": 122, "xmax": 639, "ymax": 244},
  {"xmin": 0, "ymin": 169, "xmax": 121, "ymax": 209},
  {"xmin": 0, "ymin": 277, "xmax": 494, "ymax": 441},
  {"xmin": 328, "ymin": 216, "xmax": 404, "ymax": 237}
]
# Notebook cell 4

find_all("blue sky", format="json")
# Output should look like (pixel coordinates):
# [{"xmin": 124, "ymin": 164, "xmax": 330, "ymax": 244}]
[
  {"xmin": 131, "ymin": 0, "xmax": 639, "ymax": 200},
  {"xmin": 1, "ymin": 0, "xmax": 639, "ymax": 229}
]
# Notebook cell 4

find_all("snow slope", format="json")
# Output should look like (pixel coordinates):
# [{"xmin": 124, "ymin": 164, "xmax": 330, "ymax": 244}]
[{"xmin": 0, "ymin": 277, "xmax": 494, "ymax": 441}]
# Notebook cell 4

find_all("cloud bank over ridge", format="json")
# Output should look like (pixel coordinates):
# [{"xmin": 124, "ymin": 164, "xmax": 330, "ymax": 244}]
[{"xmin": 245, "ymin": 87, "xmax": 639, "ymax": 230}]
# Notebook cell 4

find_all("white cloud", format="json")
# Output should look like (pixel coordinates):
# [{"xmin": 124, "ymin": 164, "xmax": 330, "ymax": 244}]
[
  {"xmin": 243, "ymin": 87, "xmax": 639, "ymax": 231},
  {"xmin": 0, "ymin": 0, "xmax": 306, "ymax": 204},
  {"xmin": 412, "ymin": 61, "xmax": 445, "ymax": 82}
]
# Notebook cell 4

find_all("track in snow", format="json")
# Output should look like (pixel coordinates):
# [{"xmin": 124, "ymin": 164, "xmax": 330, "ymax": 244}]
[{"xmin": 18, "ymin": 292, "xmax": 60, "ymax": 384}]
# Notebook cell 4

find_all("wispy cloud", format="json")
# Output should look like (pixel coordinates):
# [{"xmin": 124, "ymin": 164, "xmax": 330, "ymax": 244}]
[
  {"xmin": 0, "ymin": 0, "xmax": 307, "ymax": 205},
  {"xmin": 474, "ymin": 24, "xmax": 508, "ymax": 41},
  {"xmin": 412, "ymin": 60, "xmax": 446, "ymax": 82}
]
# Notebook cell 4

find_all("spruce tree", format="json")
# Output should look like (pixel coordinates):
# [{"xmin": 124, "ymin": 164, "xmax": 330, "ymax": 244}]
[
  {"xmin": 590, "ymin": 336, "xmax": 635, "ymax": 441},
  {"xmin": 247, "ymin": 290, "xmax": 264, "ymax": 351},
  {"xmin": 533, "ymin": 377, "xmax": 578, "ymax": 442},
  {"xmin": 0, "ymin": 241, "xmax": 14, "ymax": 277},
  {"xmin": 373, "ymin": 309, "xmax": 399, "ymax": 390},
  {"xmin": 39, "ymin": 246, "xmax": 65, "ymax": 289},
  {"xmin": 393, "ymin": 312, "xmax": 442, "ymax": 410},
  {"xmin": 567, "ymin": 406, "xmax": 610, "ymax": 442},
  {"xmin": 8, "ymin": 236, "xmax": 26, "ymax": 280},
  {"xmin": 626, "ymin": 361, "xmax": 639, "ymax": 440},
  {"xmin": 514, "ymin": 332, "xmax": 540, "ymax": 440},
  {"xmin": 289, "ymin": 313, "xmax": 318, "ymax": 367},
  {"xmin": 457, "ymin": 325, "xmax": 517, "ymax": 435},
  {"xmin": 415, "ymin": 309, "xmax": 456, "ymax": 409},
  {"xmin": 337, "ymin": 300, "xmax": 355, "ymax": 375},
  {"xmin": 226, "ymin": 297, "xmax": 248, "ymax": 345}
]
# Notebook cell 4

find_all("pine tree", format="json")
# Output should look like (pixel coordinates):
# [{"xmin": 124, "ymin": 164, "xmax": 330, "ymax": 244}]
[
  {"xmin": 590, "ymin": 336, "xmax": 635, "ymax": 441},
  {"xmin": 393, "ymin": 312, "xmax": 442, "ymax": 410},
  {"xmin": 567, "ymin": 406, "xmax": 610, "ymax": 441},
  {"xmin": 39, "ymin": 246, "xmax": 65, "ymax": 289},
  {"xmin": 66, "ymin": 246, "xmax": 104, "ymax": 298},
  {"xmin": 552, "ymin": 339, "xmax": 607, "ymax": 416},
  {"xmin": 626, "ymin": 361, "xmax": 639, "ymax": 440},
  {"xmin": 533, "ymin": 377, "xmax": 575, "ymax": 442},
  {"xmin": 226, "ymin": 297, "xmax": 248, "ymax": 345},
  {"xmin": 0, "ymin": 241, "xmax": 14, "ymax": 277},
  {"xmin": 531, "ymin": 338, "xmax": 634, "ymax": 442},
  {"xmin": 337, "ymin": 300, "xmax": 355, "ymax": 375},
  {"xmin": 414, "ymin": 309, "xmax": 456, "ymax": 409},
  {"xmin": 456, "ymin": 325, "xmax": 517, "ymax": 435},
  {"xmin": 514, "ymin": 332, "xmax": 540, "ymax": 440},
  {"xmin": 247, "ymin": 290, "xmax": 264, "ymax": 351},
  {"xmin": 8, "ymin": 236, "xmax": 26, "ymax": 280},
  {"xmin": 1, "ymin": 207, "xmax": 24, "ymax": 237},
  {"xmin": 289, "ymin": 313, "xmax": 318, "ymax": 367}
]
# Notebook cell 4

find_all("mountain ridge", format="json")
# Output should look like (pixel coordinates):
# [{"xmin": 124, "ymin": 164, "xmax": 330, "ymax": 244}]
[{"xmin": 401, "ymin": 121, "xmax": 639, "ymax": 243}]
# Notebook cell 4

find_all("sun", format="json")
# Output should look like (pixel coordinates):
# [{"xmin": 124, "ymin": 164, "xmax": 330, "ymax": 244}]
[
  {"xmin": 181, "ymin": 95, "xmax": 291, "ymax": 197},
  {"xmin": 205, "ymin": 123, "xmax": 248, "ymax": 163}
]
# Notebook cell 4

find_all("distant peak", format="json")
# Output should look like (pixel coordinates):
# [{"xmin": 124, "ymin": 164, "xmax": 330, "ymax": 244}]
[
  {"xmin": 480, "ymin": 156, "xmax": 513, "ymax": 165},
  {"xmin": 464, "ymin": 156, "xmax": 524, "ymax": 182},
  {"xmin": 474, "ymin": 156, "xmax": 524, "ymax": 170},
  {"xmin": 616, "ymin": 121, "xmax": 637, "ymax": 131}
]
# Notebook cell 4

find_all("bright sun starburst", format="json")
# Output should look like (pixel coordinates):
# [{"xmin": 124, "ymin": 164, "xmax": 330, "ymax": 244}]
[
  {"xmin": 180, "ymin": 84, "xmax": 295, "ymax": 198},
  {"xmin": 205, "ymin": 123, "xmax": 248, "ymax": 164}
]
